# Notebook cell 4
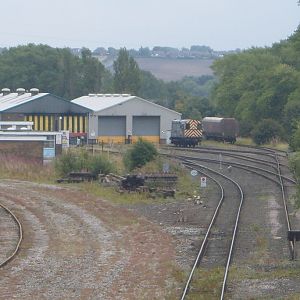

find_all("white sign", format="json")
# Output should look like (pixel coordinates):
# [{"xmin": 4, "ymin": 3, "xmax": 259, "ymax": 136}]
[
  {"xmin": 190, "ymin": 170, "xmax": 198, "ymax": 177},
  {"xmin": 61, "ymin": 130, "xmax": 69, "ymax": 148},
  {"xmin": 200, "ymin": 176, "xmax": 207, "ymax": 187},
  {"xmin": 163, "ymin": 163, "xmax": 170, "ymax": 173},
  {"xmin": 56, "ymin": 133, "xmax": 62, "ymax": 145}
]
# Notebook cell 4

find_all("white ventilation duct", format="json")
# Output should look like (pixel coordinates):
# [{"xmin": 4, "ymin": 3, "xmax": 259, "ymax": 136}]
[
  {"xmin": 1, "ymin": 88, "xmax": 10, "ymax": 95},
  {"xmin": 30, "ymin": 88, "xmax": 39, "ymax": 95},
  {"xmin": 16, "ymin": 88, "xmax": 26, "ymax": 95}
]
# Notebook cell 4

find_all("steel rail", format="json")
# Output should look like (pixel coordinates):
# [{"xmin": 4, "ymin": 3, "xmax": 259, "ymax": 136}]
[
  {"xmin": 236, "ymin": 144, "xmax": 288, "ymax": 156},
  {"xmin": 0, "ymin": 202, "xmax": 23, "ymax": 268},
  {"xmin": 200, "ymin": 144, "xmax": 287, "ymax": 158},
  {"xmin": 166, "ymin": 147, "xmax": 288, "ymax": 169},
  {"xmin": 162, "ymin": 144, "xmax": 277, "ymax": 157},
  {"xmin": 167, "ymin": 154, "xmax": 296, "ymax": 185},
  {"xmin": 180, "ymin": 165, "xmax": 224, "ymax": 300},
  {"xmin": 180, "ymin": 159, "xmax": 244, "ymax": 300},
  {"xmin": 175, "ymin": 149, "xmax": 296, "ymax": 260},
  {"xmin": 274, "ymin": 153, "xmax": 294, "ymax": 258}
]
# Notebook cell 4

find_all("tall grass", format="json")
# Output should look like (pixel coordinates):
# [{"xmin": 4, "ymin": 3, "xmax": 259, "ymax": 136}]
[{"xmin": 0, "ymin": 153, "xmax": 55, "ymax": 182}]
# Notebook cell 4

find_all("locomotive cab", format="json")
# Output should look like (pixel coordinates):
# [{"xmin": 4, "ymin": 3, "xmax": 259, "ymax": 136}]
[{"xmin": 170, "ymin": 119, "xmax": 202, "ymax": 147}]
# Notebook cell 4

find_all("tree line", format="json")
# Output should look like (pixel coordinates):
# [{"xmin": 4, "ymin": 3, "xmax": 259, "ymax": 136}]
[
  {"xmin": 0, "ymin": 44, "xmax": 215, "ymax": 120},
  {"xmin": 0, "ymin": 26, "xmax": 300, "ymax": 149},
  {"xmin": 211, "ymin": 26, "xmax": 300, "ymax": 147}
]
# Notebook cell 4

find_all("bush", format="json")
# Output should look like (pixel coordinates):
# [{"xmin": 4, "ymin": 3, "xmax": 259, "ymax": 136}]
[
  {"xmin": 55, "ymin": 149, "xmax": 114, "ymax": 177},
  {"xmin": 87, "ymin": 155, "xmax": 114, "ymax": 176},
  {"xmin": 290, "ymin": 122, "xmax": 300, "ymax": 151},
  {"xmin": 290, "ymin": 152, "xmax": 300, "ymax": 175},
  {"xmin": 251, "ymin": 119, "xmax": 284, "ymax": 145},
  {"xmin": 123, "ymin": 138, "xmax": 158, "ymax": 171},
  {"xmin": 54, "ymin": 150, "xmax": 80, "ymax": 176},
  {"xmin": 289, "ymin": 152, "xmax": 300, "ymax": 207}
]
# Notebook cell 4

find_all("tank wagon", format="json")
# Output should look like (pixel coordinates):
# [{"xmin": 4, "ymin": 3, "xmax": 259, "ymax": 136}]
[
  {"xmin": 202, "ymin": 117, "xmax": 239, "ymax": 143},
  {"xmin": 170, "ymin": 119, "xmax": 202, "ymax": 147}
]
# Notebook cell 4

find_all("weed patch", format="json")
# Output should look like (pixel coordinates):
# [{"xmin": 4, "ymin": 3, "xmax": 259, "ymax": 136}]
[{"xmin": 186, "ymin": 267, "xmax": 223, "ymax": 300}]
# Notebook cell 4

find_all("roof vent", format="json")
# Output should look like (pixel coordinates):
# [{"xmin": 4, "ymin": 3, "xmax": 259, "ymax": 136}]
[
  {"xmin": 88, "ymin": 93, "xmax": 96, "ymax": 97},
  {"xmin": 97, "ymin": 94, "xmax": 104, "ymax": 97},
  {"xmin": 121, "ymin": 94, "xmax": 131, "ymax": 97},
  {"xmin": 1, "ymin": 88, "xmax": 10, "ymax": 95},
  {"xmin": 30, "ymin": 88, "xmax": 39, "ymax": 95},
  {"xmin": 105, "ymin": 94, "xmax": 112, "ymax": 97},
  {"xmin": 113, "ymin": 94, "xmax": 120, "ymax": 97},
  {"xmin": 16, "ymin": 88, "xmax": 26, "ymax": 95}
]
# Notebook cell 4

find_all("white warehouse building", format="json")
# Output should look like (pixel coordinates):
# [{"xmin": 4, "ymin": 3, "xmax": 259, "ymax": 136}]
[{"xmin": 72, "ymin": 94, "xmax": 181, "ymax": 144}]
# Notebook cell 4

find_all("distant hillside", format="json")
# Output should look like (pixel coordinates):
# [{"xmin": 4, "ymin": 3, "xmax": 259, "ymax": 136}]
[{"xmin": 135, "ymin": 58, "xmax": 214, "ymax": 81}]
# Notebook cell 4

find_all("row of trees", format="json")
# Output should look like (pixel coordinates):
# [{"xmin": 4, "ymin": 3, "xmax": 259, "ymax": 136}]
[
  {"xmin": 0, "ymin": 45, "xmax": 114, "ymax": 99},
  {"xmin": 0, "ymin": 26, "xmax": 299, "ymax": 148},
  {"xmin": 0, "ymin": 45, "xmax": 215, "ymax": 120},
  {"xmin": 211, "ymin": 26, "xmax": 300, "ymax": 146}
]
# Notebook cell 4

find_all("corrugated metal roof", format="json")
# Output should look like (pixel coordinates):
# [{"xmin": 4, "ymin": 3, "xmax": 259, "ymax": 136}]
[
  {"xmin": 71, "ymin": 94, "xmax": 135, "ymax": 111},
  {"xmin": 202, "ymin": 117, "xmax": 223, "ymax": 123},
  {"xmin": 71, "ymin": 94, "xmax": 181, "ymax": 116},
  {"xmin": 0, "ymin": 92, "xmax": 49, "ymax": 112}
]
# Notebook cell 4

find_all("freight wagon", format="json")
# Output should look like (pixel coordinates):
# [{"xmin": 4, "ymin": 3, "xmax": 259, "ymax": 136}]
[{"xmin": 202, "ymin": 117, "xmax": 239, "ymax": 143}]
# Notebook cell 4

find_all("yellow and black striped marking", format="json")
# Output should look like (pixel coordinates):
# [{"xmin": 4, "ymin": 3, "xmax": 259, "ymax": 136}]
[
  {"xmin": 25, "ymin": 115, "xmax": 88, "ymax": 133},
  {"xmin": 184, "ymin": 119, "xmax": 202, "ymax": 138}
]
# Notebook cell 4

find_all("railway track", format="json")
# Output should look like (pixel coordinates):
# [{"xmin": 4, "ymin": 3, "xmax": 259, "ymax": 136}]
[
  {"xmin": 0, "ymin": 200, "xmax": 23, "ymax": 268},
  {"xmin": 161, "ymin": 144, "xmax": 296, "ymax": 299},
  {"xmin": 179, "ymin": 160, "xmax": 244, "ymax": 299}
]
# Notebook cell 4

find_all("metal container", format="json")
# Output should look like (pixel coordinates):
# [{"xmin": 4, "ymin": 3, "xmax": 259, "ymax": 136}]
[{"xmin": 202, "ymin": 117, "xmax": 239, "ymax": 143}]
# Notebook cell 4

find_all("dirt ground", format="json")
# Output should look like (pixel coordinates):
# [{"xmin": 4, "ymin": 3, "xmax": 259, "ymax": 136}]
[{"xmin": 0, "ymin": 180, "xmax": 179, "ymax": 300}]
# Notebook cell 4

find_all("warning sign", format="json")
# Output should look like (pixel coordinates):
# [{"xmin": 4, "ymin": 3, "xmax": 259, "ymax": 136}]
[{"xmin": 200, "ymin": 177, "xmax": 207, "ymax": 187}]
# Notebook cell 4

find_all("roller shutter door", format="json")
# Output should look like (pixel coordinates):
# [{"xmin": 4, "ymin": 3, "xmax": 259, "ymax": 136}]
[
  {"xmin": 98, "ymin": 116, "xmax": 126, "ymax": 142},
  {"xmin": 132, "ymin": 116, "xmax": 160, "ymax": 142}
]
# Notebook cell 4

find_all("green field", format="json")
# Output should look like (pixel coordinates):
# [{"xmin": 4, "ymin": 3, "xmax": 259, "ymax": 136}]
[{"xmin": 135, "ymin": 57, "xmax": 214, "ymax": 81}]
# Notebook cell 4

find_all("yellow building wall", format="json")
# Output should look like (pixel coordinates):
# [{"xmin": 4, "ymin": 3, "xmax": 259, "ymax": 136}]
[
  {"xmin": 132, "ymin": 136, "xmax": 160, "ymax": 143},
  {"xmin": 96, "ymin": 136, "xmax": 125, "ymax": 144},
  {"xmin": 45, "ymin": 116, "xmax": 49, "ymax": 131}
]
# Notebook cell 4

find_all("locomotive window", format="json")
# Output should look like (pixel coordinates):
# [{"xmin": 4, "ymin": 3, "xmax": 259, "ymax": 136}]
[
  {"xmin": 197, "ymin": 123, "xmax": 201, "ymax": 130},
  {"xmin": 185, "ymin": 123, "xmax": 190, "ymax": 130}
]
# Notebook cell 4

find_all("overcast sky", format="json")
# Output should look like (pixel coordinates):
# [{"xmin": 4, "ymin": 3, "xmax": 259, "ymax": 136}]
[{"xmin": 0, "ymin": 0, "xmax": 299, "ymax": 51}]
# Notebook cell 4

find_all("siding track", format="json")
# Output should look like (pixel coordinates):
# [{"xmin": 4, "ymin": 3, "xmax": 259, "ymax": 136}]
[
  {"xmin": 179, "ymin": 160, "xmax": 244, "ymax": 299},
  {"xmin": 0, "ymin": 200, "xmax": 23, "ymax": 268},
  {"xmin": 161, "ymin": 144, "xmax": 296, "ymax": 299}
]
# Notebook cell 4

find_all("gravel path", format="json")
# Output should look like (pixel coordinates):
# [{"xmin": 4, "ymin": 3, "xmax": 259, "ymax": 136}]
[{"xmin": 0, "ymin": 180, "xmax": 178, "ymax": 300}]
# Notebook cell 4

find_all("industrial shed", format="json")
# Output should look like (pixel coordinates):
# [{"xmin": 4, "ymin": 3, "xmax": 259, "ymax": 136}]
[
  {"xmin": 0, "ymin": 88, "xmax": 91, "ymax": 142},
  {"xmin": 72, "ymin": 94, "xmax": 181, "ymax": 144}
]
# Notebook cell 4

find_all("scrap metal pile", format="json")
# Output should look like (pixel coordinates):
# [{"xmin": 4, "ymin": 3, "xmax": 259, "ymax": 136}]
[
  {"xmin": 58, "ymin": 172, "xmax": 178, "ymax": 198},
  {"xmin": 120, "ymin": 173, "xmax": 178, "ymax": 197}
]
